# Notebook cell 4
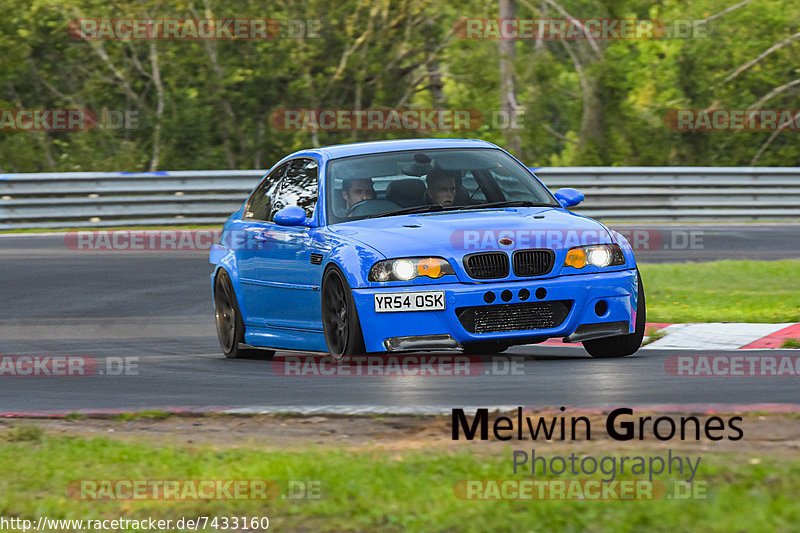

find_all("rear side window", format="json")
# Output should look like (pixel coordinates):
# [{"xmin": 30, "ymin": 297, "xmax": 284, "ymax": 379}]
[
  {"xmin": 244, "ymin": 163, "xmax": 287, "ymax": 221},
  {"xmin": 461, "ymin": 171, "xmax": 488, "ymax": 203},
  {"xmin": 275, "ymin": 158, "xmax": 318, "ymax": 218}
]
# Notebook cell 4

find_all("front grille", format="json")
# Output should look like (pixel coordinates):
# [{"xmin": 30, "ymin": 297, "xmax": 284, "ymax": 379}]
[
  {"xmin": 456, "ymin": 300, "xmax": 572, "ymax": 334},
  {"xmin": 463, "ymin": 252, "xmax": 509, "ymax": 279},
  {"xmin": 513, "ymin": 249, "xmax": 555, "ymax": 277}
]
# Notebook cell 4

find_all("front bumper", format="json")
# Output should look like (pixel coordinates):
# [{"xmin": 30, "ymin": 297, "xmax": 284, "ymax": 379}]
[{"xmin": 351, "ymin": 269, "xmax": 638, "ymax": 353}]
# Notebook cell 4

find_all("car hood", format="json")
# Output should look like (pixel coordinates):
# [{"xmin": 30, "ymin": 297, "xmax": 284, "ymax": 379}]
[{"xmin": 328, "ymin": 207, "xmax": 614, "ymax": 259}]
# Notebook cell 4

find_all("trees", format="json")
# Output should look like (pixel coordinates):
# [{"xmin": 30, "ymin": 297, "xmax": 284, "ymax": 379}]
[{"xmin": 1, "ymin": 0, "xmax": 797, "ymax": 171}]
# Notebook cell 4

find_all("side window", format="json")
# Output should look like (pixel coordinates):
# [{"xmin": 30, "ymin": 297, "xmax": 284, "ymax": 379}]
[
  {"xmin": 488, "ymin": 167, "xmax": 544, "ymax": 202},
  {"xmin": 462, "ymin": 171, "xmax": 488, "ymax": 203},
  {"xmin": 244, "ymin": 163, "xmax": 287, "ymax": 221},
  {"xmin": 275, "ymin": 158, "xmax": 318, "ymax": 218}
]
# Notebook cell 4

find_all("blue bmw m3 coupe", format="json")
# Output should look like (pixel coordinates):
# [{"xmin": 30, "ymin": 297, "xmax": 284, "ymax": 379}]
[{"xmin": 210, "ymin": 138, "xmax": 645, "ymax": 360}]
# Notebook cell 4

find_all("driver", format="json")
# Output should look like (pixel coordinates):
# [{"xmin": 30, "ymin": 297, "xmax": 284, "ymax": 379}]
[
  {"xmin": 424, "ymin": 169, "xmax": 458, "ymax": 207},
  {"xmin": 341, "ymin": 177, "xmax": 376, "ymax": 211}
]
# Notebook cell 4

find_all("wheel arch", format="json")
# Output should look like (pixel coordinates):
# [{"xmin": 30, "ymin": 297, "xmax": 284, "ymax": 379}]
[
  {"xmin": 212, "ymin": 263, "xmax": 250, "ymax": 327},
  {"xmin": 320, "ymin": 261, "xmax": 367, "ymax": 358},
  {"xmin": 325, "ymin": 240, "xmax": 384, "ymax": 289}
]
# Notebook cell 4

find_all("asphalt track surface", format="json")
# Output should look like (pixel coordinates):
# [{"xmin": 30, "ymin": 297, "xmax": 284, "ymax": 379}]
[{"xmin": 2, "ymin": 224, "xmax": 799, "ymax": 414}]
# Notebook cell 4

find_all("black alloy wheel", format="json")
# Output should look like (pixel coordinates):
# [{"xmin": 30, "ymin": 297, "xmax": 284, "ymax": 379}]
[{"xmin": 321, "ymin": 267, "xmax": 365, "ymax": 360}]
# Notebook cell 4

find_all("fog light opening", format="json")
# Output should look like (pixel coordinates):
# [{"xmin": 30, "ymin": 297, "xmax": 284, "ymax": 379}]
[
  {"xmin": 501, "ymin": 290, "xmax": 512, "ymax": 302},
  {"xmin": 518, "ymin": 288, "xmax": 530, "ymax": 301},
  {"xmin": 535, "ymin": 287, "xmax": 547, "ymax": 300},
  {"xmin": 595, "ymin": 300, "xmax": 608, "ymax": 316},
  {"xmin": 483, "ymin": 291, "xmax": 496, "ymax": 304}
]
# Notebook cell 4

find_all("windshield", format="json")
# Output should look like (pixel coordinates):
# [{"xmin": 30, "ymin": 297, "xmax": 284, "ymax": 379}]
[{"xmin": 326, "ymin": 148, "xmax": 558, "ymax": 223}]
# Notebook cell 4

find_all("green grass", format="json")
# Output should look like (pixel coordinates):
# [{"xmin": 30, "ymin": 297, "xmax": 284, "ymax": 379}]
[
  {"xmin": 0, "ymin": 425, "xmax": 44, "ymax": 443},
  {"xmin": 1, "ymin": 434, "xmax": 800, "ymax": 532},
  {"xmin": 641, "ymin": 260, "xmax": 800, "ymax": 323},
  {"xmin": 113, "ymin": 410, "xmax": 173, "ymax": 422}
]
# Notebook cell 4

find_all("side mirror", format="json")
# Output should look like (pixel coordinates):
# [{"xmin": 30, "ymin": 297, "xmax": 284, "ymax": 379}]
[
  {"xmin": 553, "ymin": 188, "xmax": 584, "ymax": 208},
  {"xmin": 274, "ymin": 206, "xmax": 309, "ymax": 226}
]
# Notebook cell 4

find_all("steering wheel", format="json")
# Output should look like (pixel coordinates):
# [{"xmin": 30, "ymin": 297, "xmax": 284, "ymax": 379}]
[{"xmin": 346, "ymin": 199, "xmax": 401, "ymax": 218}]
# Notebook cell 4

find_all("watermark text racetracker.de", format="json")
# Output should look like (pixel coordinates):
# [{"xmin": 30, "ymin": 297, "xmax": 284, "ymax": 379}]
[
  {"xmin": 68, "ymin": 479, "xmax": 321, "ymax": 500},
  {"xmin": 68, "ymin": 18, "xmax": 322, "ymax": 40},
  {"xmin": 665, "ymin": 109, "xmax": 800, "ymax": 131},
  {"xmin": 666, "ymin": 355, "xmax": 800, "ymax": 377},
  {"xmin": 270, "ymin": 354, "xmax": 526, "ymax": 377},
  {"xmin": 454, "ymin": 478, "xmax": 707, "ymax": 500},
  {"xmin": 64, "ymin": 228, "xmax": 704, "ymax": 252},
  {"xmin": 0, "ymin": 109, "xmax": 138, "ymax": 131},
  {"xmin": 270, "ymin": 109, "xmax": 524, "ymax": 131},
  {"xmin": 64, "ymin": 230, "xmax": 221, "ymax": 251},
  {"xmin": 0, "ymin": 356, "xmax": 138, "ymax": 377},
  {"xmin": 454, "ymin": 18, "xmax": 708, "ymax": 40},
  {"xmin": 449, "ymin": 228, "xmax": 704, "ymax": 251}
]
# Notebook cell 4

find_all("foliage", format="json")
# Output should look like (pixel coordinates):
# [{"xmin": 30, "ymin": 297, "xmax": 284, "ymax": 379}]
[{"xmin": 1, "ymin": 0, "xmax": 798, "ymax": 171}]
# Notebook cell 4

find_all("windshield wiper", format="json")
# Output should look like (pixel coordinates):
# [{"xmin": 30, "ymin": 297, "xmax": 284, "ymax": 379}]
[
  {"xmin": 463, "ymin": 200, "xmax": 556, "ymax": 209},
  {"xmin": 368, "ymin": 204, "xmax": 447, "ymax": 218},
  {"xmin": 367, "ymin": 200, "xmax": 555, "ymax": 219}
]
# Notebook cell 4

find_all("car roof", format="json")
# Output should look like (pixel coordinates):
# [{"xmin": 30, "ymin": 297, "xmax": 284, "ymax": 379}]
[{"xmin": 295, "ymin": 138, "xmax": 500, "ymax": 160}]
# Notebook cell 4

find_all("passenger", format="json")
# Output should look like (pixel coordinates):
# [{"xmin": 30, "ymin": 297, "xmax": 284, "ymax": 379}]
[
  {"xmin": 341, "ymin": 177, "xmax": 376, "ymax": 210},
  {"xmin": 424, "ymin": 169, "xmax": 458, "ymax": 207}
]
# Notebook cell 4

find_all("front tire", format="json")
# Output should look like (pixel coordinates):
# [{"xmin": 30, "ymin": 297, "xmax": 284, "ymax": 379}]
[
  {"xmin": 582, "ymin": 270, "xmax": 646, "ymax": 358},
  {"xmin": 321, "ymin": 267, "xmax": 366, "ymax": 360},
  {"xmin": 214, "ymin": 270, "xmax": 275, "ymax": 360}
]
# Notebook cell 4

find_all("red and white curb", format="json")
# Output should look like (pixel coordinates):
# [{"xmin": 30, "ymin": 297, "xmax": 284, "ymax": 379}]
[
  {"xmin": 645, "ymin": 323, "xmax": 800, "ymax": 350},
  {"xmin": 543, "ymin": 322, "xmax": 800, "ymax": 350}
]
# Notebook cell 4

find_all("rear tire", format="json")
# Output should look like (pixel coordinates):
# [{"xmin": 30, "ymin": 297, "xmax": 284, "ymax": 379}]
[
  {"xmin": 583, "ymin": 270, "xmax": 646, "ymax": 358},
  {"xmin": 321, "ymin": 267, "xmax": 366, "ymax": 361},
  {"xmin": 214, "ymin": 270, "xmax": 276, "ymax": 360}
]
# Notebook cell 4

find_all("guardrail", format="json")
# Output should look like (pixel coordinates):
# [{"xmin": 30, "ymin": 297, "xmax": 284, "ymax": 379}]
[
  {"xmin": 1, "ymin": 167, "xmax": 799, "ymax": 229},
  {"xmin": 535, "ymin": 167, "xmax": 800, "ymax": 222}
]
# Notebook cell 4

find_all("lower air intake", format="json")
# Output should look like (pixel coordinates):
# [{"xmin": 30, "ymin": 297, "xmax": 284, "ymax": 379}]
[{"xmin": 456, "ymin": 300, "xmax": 572, "ymax": 334}]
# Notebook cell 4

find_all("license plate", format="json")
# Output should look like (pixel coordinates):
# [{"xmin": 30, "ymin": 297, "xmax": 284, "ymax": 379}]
[{"xmin": 374, "ymin": 291, "xmax": 446, "ymax": 313}]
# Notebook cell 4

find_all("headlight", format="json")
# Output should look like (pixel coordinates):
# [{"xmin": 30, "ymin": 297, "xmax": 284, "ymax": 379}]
[
  {"xmin": 392, "ymin": 259, "xmax": 416, "ymax": 280},
  {"xmin": 369, "ymin": 257, "xmax": 455, "ymax": 282},
  {"xmin": 563, "ymin": 244, "xmax": 625, "ymax": 269}
]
